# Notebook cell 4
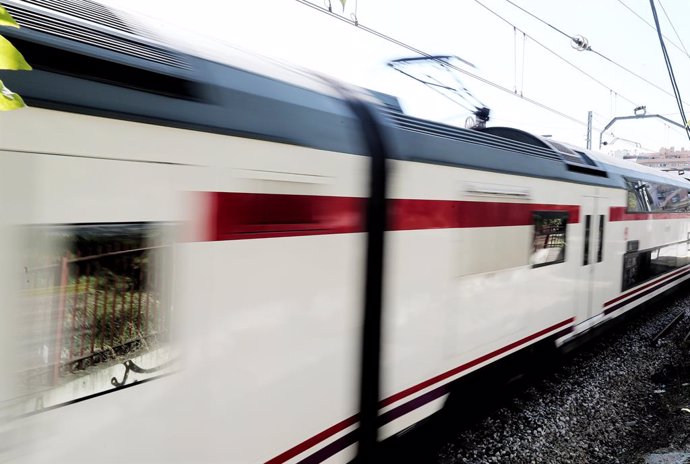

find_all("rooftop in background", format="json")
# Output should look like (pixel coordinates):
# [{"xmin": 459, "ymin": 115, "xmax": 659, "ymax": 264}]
[{"xmin": 625, "ymin": 146, "xmax": 690, "ymax": 173}]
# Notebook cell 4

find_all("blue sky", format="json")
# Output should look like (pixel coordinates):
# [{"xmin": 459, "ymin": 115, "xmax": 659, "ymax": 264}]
[{"xmin": 100, "ymin": 0, "xmax": 690, "ymax": 154}]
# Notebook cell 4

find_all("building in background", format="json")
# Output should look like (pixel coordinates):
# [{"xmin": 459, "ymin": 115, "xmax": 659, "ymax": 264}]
[
  {"xmin": 609, "ymin": 148, "xmax": 634, "ymax": 159},
  {"xmin": 624, "ymin": 147, "xmax": 690, "ymax": 173}
]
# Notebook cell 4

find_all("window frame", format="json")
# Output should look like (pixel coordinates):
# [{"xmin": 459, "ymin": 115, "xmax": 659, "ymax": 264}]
[{"xmin": 531, "ymin": 210, "xmax": 569, "ymax": 268}]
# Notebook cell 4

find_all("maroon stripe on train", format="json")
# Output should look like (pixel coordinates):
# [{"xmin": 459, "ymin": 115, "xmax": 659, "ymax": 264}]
[
  {"xmin": 264, "ymin": 415, "xmax": 358, "ymax": 464},
  {"xmin": 264, "ymin": 318, "xmax": 574, "ymax": 463},
  {"xmin": 205, "ymin": 192, "xmax": 581, "ymax": 241},
  {"xmin": 379, "ymin": 317, "xmax": 574, "ymax": 407},
  {"xmin": 609, "ymin": 206, "xmax": 690, "ymax": 221},
  {"xmin": 388, "ymin": 199, "xmax": 580, "ymax": 230},
  {"xmin": 297, "ymin": 383, "xmax": 454, "ymax": 464},
  {"xmin": 603, "ymin": 265, "xmax": 690, "ymax": 308},
  {"xmin": 603, "ymin": 267, "xmax": 690, "ymax": 315},
  {"xmin": 206, "ymin": 192, "xmax": 365, "ymax": 241}
]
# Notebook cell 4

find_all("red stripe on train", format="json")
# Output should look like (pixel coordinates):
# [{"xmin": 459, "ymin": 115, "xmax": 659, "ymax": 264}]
[
  {"xmin": 206, "ymin": 192, "xmax": 364, "ymax": 241},
  {"xmin": 264, "ymin": 415, "xmax": 358, "ymax": 464},
  {"xmin": 205, "ymin": 192, "xmax": 580, "ymax": 241},
  {"xmin": 609, "ymin": 206, "xmax": 690, "ymax": 221},
  {"xmin": 389, "ymin": 199, "xmax": 580, "ymax": 230},
  {"xmin": 379, "ymin": 317, "xmax": 574, "ymax": 407},
  {"xmin": 603, "ymin": 265, "xmax": 690, "ymax": 308}
]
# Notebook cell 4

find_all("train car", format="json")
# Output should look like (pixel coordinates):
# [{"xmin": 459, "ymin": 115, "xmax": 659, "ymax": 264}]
[{"xmin": 1, "ymin": 1, "xmax": 690, "ymax": 463}]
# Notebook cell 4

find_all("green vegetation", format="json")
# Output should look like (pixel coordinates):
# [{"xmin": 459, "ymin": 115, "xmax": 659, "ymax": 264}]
[{"xmin": 0, "ymin": 5, "xmax": 30, "ymax": 111}]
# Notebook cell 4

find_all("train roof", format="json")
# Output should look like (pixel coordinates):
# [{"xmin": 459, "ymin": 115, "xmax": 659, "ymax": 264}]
[{"xmin": 1, "ymin": 0, "xmax": 687, "ymax": 192}]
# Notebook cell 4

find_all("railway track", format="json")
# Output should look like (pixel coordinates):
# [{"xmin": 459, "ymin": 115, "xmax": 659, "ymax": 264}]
[{"xmin": 651, "ymin": 309, "xmax": 686, "ymax": 344}]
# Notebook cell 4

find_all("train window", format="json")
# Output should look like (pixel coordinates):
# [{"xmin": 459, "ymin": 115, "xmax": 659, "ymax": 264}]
[
  {"xmin": 655, "ymin": 184, "xmax": 690, "ymax": 212},
  {"xmin": 17, "ymin": 223, "xmax": 175, "ymax": 410},
  {"xmin": 582, "ymin": 215, "xmax": 591, "ymax": 266},
  {"xmin": 531, "ymin": 211, "xmax": 568, "ymax": 267},
  {"xmin": 625, "ymin": 177, "xmax": 690, "ymax": 213},
  {"xmin": 626, "ymin": 178, "xmax": 654, "ymax": 212},
  {"xmin": 597, "ymin": 215, "xmax": 605, "ymax": 263}
]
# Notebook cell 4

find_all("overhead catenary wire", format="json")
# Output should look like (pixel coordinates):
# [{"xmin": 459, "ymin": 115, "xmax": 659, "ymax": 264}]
[
  {"xmin": 649, "ymin": 0, "xmax": 690, "ymax": 141},
  {"xmin": 503, "ymin": 0, "xmax": 690, "ymax": 107},
  {"xmin": 657, "ymin": 0, "xmax": 690, "ymax": 58},
  {"xmin": 294, "ymin": 0, "xmax": 590, "ymax": 127},
  {"xmin": 659, "ymin": 119, "xmax": 687, "ymax": 141},
  {"xmin": 616, "ymin": 0, "xmax": 690, "ymax": 60},
  {"xmin": 502, "ymin": 0, "xmax": 572, "ymax": 42},
  {"xmin": 589, "ymin": 48, "xmax": 687, "ymax": 104},
  {"xmin": 474, "ymin": 0, "xmax": 639, "ymax": 108}
]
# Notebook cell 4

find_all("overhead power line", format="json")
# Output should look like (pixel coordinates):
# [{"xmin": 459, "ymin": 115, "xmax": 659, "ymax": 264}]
[
  {"xmin": 294, "ymin": 0, "xmax": 590, "ymax": 127},
  {"xmin": 503, "ymin": 0, "xmax": 573, "ymax": 42},
  {"xmin": 657, "ymin": 0, "xmax": 690, "ymax": 58},
  {"xmin": 503, "ymin": 0, "xmax": 690, "ymax": 107},
  {"xmin": 616, "ymin": 0, "xmax": 690, "ymax": 60},
  {"xmin": 474, "ymin": 0, "xmax": 639, "ymax": 108},
  {"xmin": 649, "ymin": 0, "xmax": 690, "ymax": 141}
]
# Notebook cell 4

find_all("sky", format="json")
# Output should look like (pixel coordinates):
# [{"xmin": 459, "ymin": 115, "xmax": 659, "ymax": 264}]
[{"xmin": 97, "ymin": 0, "xmax": 690, "ymax": 156}]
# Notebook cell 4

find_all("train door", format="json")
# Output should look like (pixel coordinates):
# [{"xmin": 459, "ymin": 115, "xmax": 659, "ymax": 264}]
[{"xmin": 578, "ymin": 193, "xmax": 610, "ymax": 323}]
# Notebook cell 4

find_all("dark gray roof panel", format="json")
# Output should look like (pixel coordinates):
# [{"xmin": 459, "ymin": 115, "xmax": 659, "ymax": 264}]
[
  {"xmin": 478, "ymin": 126, "xmax": 607, "ymax": 177},
  {"xmin": 389, "ymin": 129, "xmax": 560, "ymax": 172},
  {"xmin": 379, "ymin": 111, "xmax": 618, "ymax": 187},
  {"xmin": 381, "ymin": 111, "xmax": 562, "ymax": 161},
  {"xmin": 1, "ymin": 67, "xmax": 367, "ymax": 155},
  {"xmin": 478, "ymin": 127, "xmax": 551, "ymax": 149},
  {"xmin": 0, "ymin": 25, "xmax": 368, "ymax": 155}
]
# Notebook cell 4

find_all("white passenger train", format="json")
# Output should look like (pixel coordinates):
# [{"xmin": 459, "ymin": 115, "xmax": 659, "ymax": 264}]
[{"xmin": 2, "ymin": 1, "xmax": 690, "ymax": 463}]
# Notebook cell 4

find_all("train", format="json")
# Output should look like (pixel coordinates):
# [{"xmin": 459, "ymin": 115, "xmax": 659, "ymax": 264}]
[{"xmin": 2, "ymin": 1, "xmax": 690, "ymax": 463}]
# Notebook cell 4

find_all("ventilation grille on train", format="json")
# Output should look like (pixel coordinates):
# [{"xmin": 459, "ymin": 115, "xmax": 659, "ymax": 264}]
[
  {"xmin": 547, "ymin": 141, "xmax": 593, "ymax": 165},
  {"xmin": 380, "ymin": 107, "xmax": 562, "ymax": 162},
  {"xmin": 21, "ymin": 0, "xmax": 134, "ymax": 34},
  {"xmin": 1, "ymin": 0, "xmax": 190, "ymax": 70},
  {"xmin": 547, "ymin": 142, "xmax": 607, "ymax": 176}
]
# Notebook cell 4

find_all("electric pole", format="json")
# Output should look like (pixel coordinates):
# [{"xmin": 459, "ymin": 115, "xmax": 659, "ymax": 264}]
[{"xmin": 586, "ymin": 111, "xmax": 593, "ymax": 150}]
